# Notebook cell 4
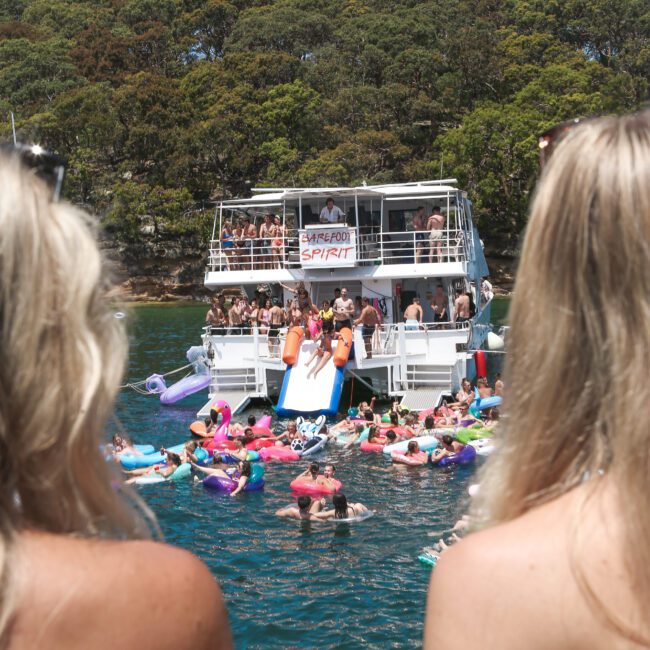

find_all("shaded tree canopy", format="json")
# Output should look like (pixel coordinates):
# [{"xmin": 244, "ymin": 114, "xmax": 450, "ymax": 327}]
[{"xmin": 1, "ymin": 0, "xmax": 647, "ymax": 244}]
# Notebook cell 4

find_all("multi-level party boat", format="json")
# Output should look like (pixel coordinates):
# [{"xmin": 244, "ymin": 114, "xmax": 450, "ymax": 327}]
[{"xmin": 197, "ymin": 180, "xmax": 493, "ymax": 418}]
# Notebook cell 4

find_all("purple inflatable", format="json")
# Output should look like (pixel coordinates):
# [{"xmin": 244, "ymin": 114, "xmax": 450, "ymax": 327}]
[{"xmin": 159, "ymin": 373, "xmax": 211, "ymax": 405}]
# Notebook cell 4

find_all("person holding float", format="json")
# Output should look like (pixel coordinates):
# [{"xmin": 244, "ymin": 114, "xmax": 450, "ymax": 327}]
[
  {"xmin": 275, "ymin": 496, "xmax": 326, "ymax": 520},
  {"xmin": 290, "ymin": 462, "xmax": 341, "ymax": 495}
]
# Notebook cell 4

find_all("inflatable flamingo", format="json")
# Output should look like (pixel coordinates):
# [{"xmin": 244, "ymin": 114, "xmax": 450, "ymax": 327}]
[{"xmin": 210, "ymin": 400, "xmax": 232, "ymax": 443}]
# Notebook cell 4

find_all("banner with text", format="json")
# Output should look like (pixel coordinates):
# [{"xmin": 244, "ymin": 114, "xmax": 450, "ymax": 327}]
[{"xmin": 299, "ymin": 227, "xmax": 357, "ymax": 268}]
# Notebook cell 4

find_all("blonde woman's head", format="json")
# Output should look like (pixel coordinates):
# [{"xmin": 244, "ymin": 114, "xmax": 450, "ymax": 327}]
[
  {"xmin": 472, "ymin": 110, "xmax": 650, "ymax": 640},
  {"xmin": 0, "ymin": 152, "xmax": 151, "ymax": 539}
]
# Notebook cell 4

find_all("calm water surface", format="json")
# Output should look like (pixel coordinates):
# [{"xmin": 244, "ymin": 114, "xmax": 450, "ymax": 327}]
[{"xmin": 115, "ymin": 302, "xmax": 505, "ymax": 649}]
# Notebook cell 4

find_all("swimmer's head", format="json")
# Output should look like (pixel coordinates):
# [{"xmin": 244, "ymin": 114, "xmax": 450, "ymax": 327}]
[
  {"xmin": 247, "ymin": 415, "xmax": 256, "ymax": 426},
  {"xmin": 332, "ymin": 493, "xmax": 348, "ymax": 518},
  {"xmin": 324, "ymin": 464, "xmax": 335, "ymax": 478},
  {"xmin": 385, "ymin": 430, "xmax": 397, "ymax": 442},
  {"xmin": 166, "ymin": 451, "xmax": 182, "ymax": 467},
  {"xmin": 297, "ymin": 496, "xmax": 312, "ymax": 512},
  {"xmin": 234, "ymin": 439, "xmax": 244, "ymax": 450},
  {"xmin": 407, "ymin": 441, "xmax": 419, "ymax": 453},
  {"xmin": 390, "ymin": 412, "xmax": 399, "ymax": 425},
  {"xmin": 364, "ymin": 409, "xmax": 374, "ymax": 422},
  {"xmin": 442, "ymin": 435, "xmax": 454, "ymax": 446},
  {"xmin": 355, "ymin": 425, "xmax": 365, "ymax": 434},
  {"xmin": 185, "ymin": 440, "xmax": 198, "ymax": 452},
  {"xmin": 424, "ymin": 415, "xmax": 434, "ymax": 429},
  {"xmin": 488, "ymin": 408, "xmax": 499, "ymax": 420},
  {"xmin": 204, "ymin": 416, "xmax": 211, "ymax": 427},
  {"xmin": 309, "ymin": 462, "xmax": 320, "ymax": 476},
  {"xmin": 240, "ymin": 461, "xmax": 252, "ymax": 477}
]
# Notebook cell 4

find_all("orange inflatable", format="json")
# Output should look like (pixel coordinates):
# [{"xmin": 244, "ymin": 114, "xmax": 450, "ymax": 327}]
[
  {"xmin": 282, "ymin": 326, "xmax": 304, "ymax": 366},
  {"xmin": 333, "ymin": 327, "xmax": 352, "ymax": 368},
  {"xmin": 189, "ymin": 421, "xmax": 212, "ymax": 438}
]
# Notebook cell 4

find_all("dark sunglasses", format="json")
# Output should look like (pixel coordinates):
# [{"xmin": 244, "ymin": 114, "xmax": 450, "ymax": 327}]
[{"xmin": 1, "ymin": 142, "xmax": 66, "ymax": 201}]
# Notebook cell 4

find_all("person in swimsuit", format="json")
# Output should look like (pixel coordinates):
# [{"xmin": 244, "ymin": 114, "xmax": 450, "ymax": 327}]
[
  {"xmin": 354, "ymin": 297, "xmax": 380, "ymax": 359},
  {"xmin": 273, "ymin": 421, "xmax": 303, "ymax": 446},
  {"xmin": 476, "ymin": 377, "xmax": 493, "ymax": 399},
  {"xmin": 267, "ymin": 298, "xmax": 285, "ymax": 357},
  {"xmin": 110, "ymin": 433, "xmax": 143, "ymax": 458},
  {"xmin": 271, "ymin": 215, "xmax": 285, "ymax": 268},
  {"xmin": 206, "ymin": 300, "xmax": 227, "ymax": 335},
  {"xmin": 315, "ymin": 494, "xmax": 369, "ymax": 520},
  {"xmin": 333, "ymin": 287, "xmax": 354, "ymax": 332},
  {"xmin": 161, "ymin": 441, "xmax": 199, "ymax": 464},
  {"xmin": 429, "ymin": 435, "xmax": 466, "ymax": 465},
  {"xmin": 454, "ymin": 288, "xmax": 470, "ymax": 325},
  {"xmin": 221, "ymin": 221, "xmax": 236, "ymax": 269},
  {"xmin": 259, "ymin": 214, "xmax": 273, "ymax": 269},
  {"xmin": 275, "ymin": 495, "xmax": 325, "ymax": 520},
  {"xmin": 412, "ymin": 206, "xmax": 428, "ymax": 263},
  {"xmin": 124, "ymin": 451, "xmax": 183, "ymax": 483},
  {"xmin": 430, "ymin": 284, "xmax": 448, "ymax": 324},
  {"xmin": 192, "ymin": 460, "xmax": 253, "ymax": 496},
  {"xmin": 258, "ymin": 298, "xmax": 271, "ymax": 335},
  {"xmin": 404, "ymin": 297, "xmax": 423, "ymax": 330},
  {"xmin": 304, "ymin": 328, "xmax": 334, "ymax": 378},
  {"xmin": 427, "ymin": 206, "xmax": 445, "ymax": 262}
]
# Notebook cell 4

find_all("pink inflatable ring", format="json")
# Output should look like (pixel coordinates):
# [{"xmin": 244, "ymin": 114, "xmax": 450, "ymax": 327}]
[{"xmin": 289, "ymin": 478, "xmax": 342, "ymax": 496}]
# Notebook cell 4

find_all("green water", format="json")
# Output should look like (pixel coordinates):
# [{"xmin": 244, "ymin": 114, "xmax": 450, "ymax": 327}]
[{"xmin": 116, "ymin": 302, "xmax": 501, "ymax": 649}]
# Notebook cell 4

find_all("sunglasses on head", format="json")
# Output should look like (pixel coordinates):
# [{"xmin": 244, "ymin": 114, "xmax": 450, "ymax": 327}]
[{"xmin": 1, "ymin": 142, "xmax": 66, "ymax": 201}]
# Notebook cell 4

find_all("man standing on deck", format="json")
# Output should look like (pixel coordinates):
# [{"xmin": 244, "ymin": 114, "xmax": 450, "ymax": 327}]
[
  {"xmin": 206, "ymin": 299, "xmax": 226, "ymax": 335},
  {"xmin": 354, "ymin": 297, "xmax": 380, "ymax": 359},
  {"xmin": 242, "ymin": 216, "xmax": 257, "ymax": 269},
  {"xmin": 404, "ymin": 297, "xmax": 423, "ymax": 330},
  {"xmin": 427, "ymin": 206, "xmax": 445, "ymax": 262},
  {"xmin": 319, "ymin": 198, "xmax": 345, "ymax": 224},
  {"xmin": 268, "ymin": 298, "xmax": 285, "ymax": 357},
  {"xmin": 454, "ymin": 289, "xmax": 470, "ymax": 325},
  {"xmin": 413, "ymin": 206, "xmax": 427, "ymax": 263},
  {"xmin": 333, "ymin": 287, "xmax": 354, "ymax": 332},
  {"xmin": 430, "ymin": 284, "xmax": 448, "ymax": 324},
  {"xmin": 228, "ymin": 297, "xmax": 243, "ymax": 334}
]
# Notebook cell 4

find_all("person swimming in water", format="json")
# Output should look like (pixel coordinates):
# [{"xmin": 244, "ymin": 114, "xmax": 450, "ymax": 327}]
[
  {"xmin": 293, "ymin": 462, "xmax": 337, "ymax": 490},
  {"xmin": 275, "ymin": 495, "xmax": 326, "ymax": 520},
  {"xmin": 316, "ymin": 494, "xmax": 369, "ymax": 520},
  {"xmin": 124, "ymin": 451, "xmax": 183, "ymax": 483}
]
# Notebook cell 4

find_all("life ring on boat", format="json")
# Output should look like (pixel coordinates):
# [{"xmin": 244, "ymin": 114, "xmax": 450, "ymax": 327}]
[{"xmin": 289, "ymin": 478, "xmax": 342, "ymax": 496}]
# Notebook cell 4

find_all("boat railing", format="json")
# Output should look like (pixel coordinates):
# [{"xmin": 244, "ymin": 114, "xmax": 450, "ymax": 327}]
[{"xmin": 207, "ymin": 227, "xmax": 467, "ymax": 272}]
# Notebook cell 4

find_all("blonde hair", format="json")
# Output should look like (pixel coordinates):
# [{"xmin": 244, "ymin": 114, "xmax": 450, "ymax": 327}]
[
  {"xmin": 472, "ymin": 112, "xmax": 650, "ymax": 640},
  {"xmin": 0, "ymin": 155, "xmax": 153, "ymax": 636}
]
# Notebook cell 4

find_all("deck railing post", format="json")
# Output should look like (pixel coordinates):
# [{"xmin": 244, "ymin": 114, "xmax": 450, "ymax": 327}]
[{"xmin": 398, "ymin": 322, "xmax": 408, "ymax": 390}]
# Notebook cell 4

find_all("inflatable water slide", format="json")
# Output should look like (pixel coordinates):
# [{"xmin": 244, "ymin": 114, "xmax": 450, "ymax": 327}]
[{"xmin": 275, "ymin": 327, "xmax": 352, "ymax": 418}]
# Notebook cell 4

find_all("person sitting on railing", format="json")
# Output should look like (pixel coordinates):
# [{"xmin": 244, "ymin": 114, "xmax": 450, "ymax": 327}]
[
  {"xmin": 271, "ymin": 215, "xmax": 285, "ymax": 268},
  {"xmin": 354, "ymin": 297, "xmax": 380, "ymax": 359},
  {"xmin": 404, "ymin": 296, "xmax": 423, "ymax": 330},
  {"xmin": 206, "ymin": 299, "xmax": 226, "ymax": 335},
  {"xmin": 453, "ymin": 288, "xmax": 470, "ymax": 325},
  {"xmin": 220, "ymin": 220, "xmax": 236, "ymax": 269},
  {"xmin": 227, "ymin": 297, "xmax": 243, "ymax": 335},
  {"xmin": 430, "ymin": 284, "xmax": 448, "ymax": 325},
  {"xmin": 319, "ymin": 197, "xmax": 345, "ymax": 224},
  {"xmin": 427, "ymin": 206, "xmax": 445, "ymax": 262},
  {"xmin": 259, "ymin": 214, "xmax": 274, "ymax": 270}
]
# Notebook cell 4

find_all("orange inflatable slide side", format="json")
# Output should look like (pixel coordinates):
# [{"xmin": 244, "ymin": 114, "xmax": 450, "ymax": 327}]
[
  {"xmin": 333, "ymin": 327, "xmax": 352, "ymax": 368},
  {"xmin": 282, "ymin": 326, "xmax": 304, "ymax": 366}
]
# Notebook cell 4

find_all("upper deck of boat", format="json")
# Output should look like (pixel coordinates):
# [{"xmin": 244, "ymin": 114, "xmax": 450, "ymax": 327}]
[{"xmin": 205, "ymin": 180, "xmax": 482, "ymax": 288}]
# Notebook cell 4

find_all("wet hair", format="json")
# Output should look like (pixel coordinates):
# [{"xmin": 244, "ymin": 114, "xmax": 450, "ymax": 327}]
[
  {"xmin": 210, "ymin": 409, "xmax": 219, "ymax": 424},
  {"xmin": 325, "ymin": 464, "xmax": 335, "ymax": 474},
  {"xmin": 355, "ymin": 425, "xmax": 365, "ymax": 435},
  {"xmin": 240, "ymin": 461, "xmax": 252, "ymax": 477},
  {"xmin": 243, "ymin": 427, "xmax": 254, "ymax": 438},
  {"xmin": 204, "ymin": 416, "xmax": 212, "ymax": 427},
  {"xmin": 385, "ymin": 430, "xmax": 397, "ymax": 442},
  {"xmin": 477, "ymin": 377, "xmax": 488, "ymax": 387},
  {"xmin": 424, "ymin": 415, "xmax": 435, "ymax": 429},
  {"xmin": 297, "ymin": 496, "xmax": 311, "ymax": 511},
  {"xmin": 166, "ymin": 451, "xmax": 182, "ymax": 467},
  {"xmin": 390, "ymin": 412, "xmax": 399, "ymax": 426},
  {"xmin": 184, "ymin": 441, "xmax": 198, "ymax": 452},
  {"xmin": 309, "ymin": 462, "xmax": 320, "ymax": 474},
  {"xmin": 407, "ymin": 441, "xmax": 419, "ymax": 453},
  {"xmin": 442, "ymin": 435, "xmax": 454, "ymax": 446},
  {"xmin": 247, "ymin": 415, "xmax": 257, "ymax": 426},
  {"xmin": 367, "ymin": 426, "xmax": 378, "ymax": 443},
  {"xmin": 332, "ymin": 494, "xmax": 349, "ymax": 519},
  {"xmin": 364, "ymin": 409, "xmax": 374, "ymax": 422}
]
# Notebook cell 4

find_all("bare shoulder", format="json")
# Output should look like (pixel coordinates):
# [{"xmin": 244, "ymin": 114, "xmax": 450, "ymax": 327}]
[{"xmin": 16, "ymin": 532, "xmax": 232, "ymax": 650}]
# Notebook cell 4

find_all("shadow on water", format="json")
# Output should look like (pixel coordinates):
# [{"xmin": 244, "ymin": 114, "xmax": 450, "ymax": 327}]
[{"xmin": 116, "ymin": 302, "xmax": 494, "ymax": 649}]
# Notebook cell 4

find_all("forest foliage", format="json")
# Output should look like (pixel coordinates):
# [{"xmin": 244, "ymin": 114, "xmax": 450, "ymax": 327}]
[{"xmin": 1, "ymin": 0, "xmax": 648, "ymax": 245}]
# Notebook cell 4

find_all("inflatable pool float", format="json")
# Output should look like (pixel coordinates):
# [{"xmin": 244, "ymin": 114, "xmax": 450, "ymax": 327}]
[
  {"xmin": 245, "ymin": 438, "xmax": 274, "ymax": 451},
  {"xmin": 203, "ymin": 464, "xmax": 265, "ymax": 493},
  {"xmin": 189, "ymin": 420, "xmax": 212, "ymax": 438},
  {"xmin": 383, "ymin": 435, "xmax": 439, "ymax": 455},
  {"xmin": 289, "ymin": 478, "xmax": 342, "ymax": 496},
  {"xmin": 134, "ymin": 462, "xmax": 192, "ymax": 485},
  {"xmin": 418, "ymin": 551, "xmax": 439, "ymax": 568},
  {"xmin": 259, "ymin": 446, "xmax": 300, "ymax": 462},
  {"xmin": 417, "ymin": 407, "xmax": 435, "ymax": 421},
  {"xmin": 437, "ymin": 444, "xmax": 477, "ymax": 466},
  {"xmin": 213, "ymin": 450, "xmax": 261, "ymax": 463},
  {"xmin": 455, "ymin": 428, "xmax": 492, "ymax": 445},
  {"xmin": 475, "ymin": 443, "xmax": 495, "ymax": 456},
  {"xmin": 201, "ymin": 439, "xmax": 237, "ymax": 452},
  {"xmin": 121, "ymin": 444, "xmax": 209, "ymax": 470},
  {"xmin": 360, "ymin": 439, "xmax": 385, "ymax": 452},
  {"xmin": 391, "ymin": 451, "xmax": 428, "ymax": 466},
  {"xmin": 292, "ymin": 434, "xmax": 328, "ymax": 457},
  {"xmin": 328, "ymin": 509, "xmax": 374, "ymax": 524},
  {"xmin": 378, "ymin": 424, "xmax": 411, "ymax": 438}
]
